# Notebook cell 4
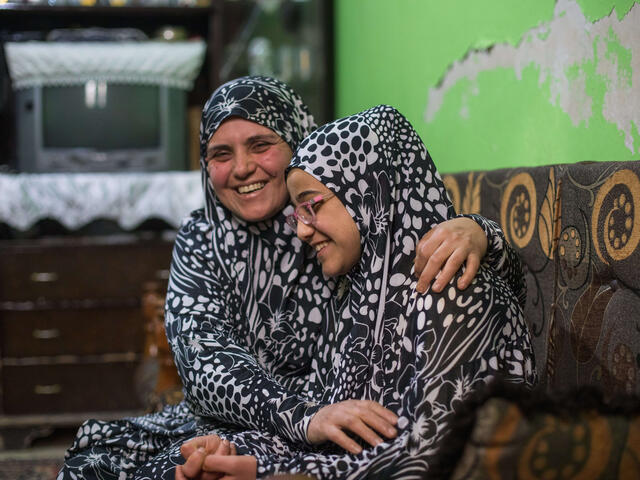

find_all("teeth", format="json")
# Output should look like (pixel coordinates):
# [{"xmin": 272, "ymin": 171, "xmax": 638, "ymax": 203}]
[
  {"xmin": 315, "ymin": 241, "xmax": 329, "ymax": 252},
  {"xmin": 237, "ymin": 182, "xmax": 265, "ymax": 194}
]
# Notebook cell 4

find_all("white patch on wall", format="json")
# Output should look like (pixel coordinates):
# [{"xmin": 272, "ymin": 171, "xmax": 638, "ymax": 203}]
[{"xmin": 424, "ymin": 0, "xmax": 640, "ymax": 153}]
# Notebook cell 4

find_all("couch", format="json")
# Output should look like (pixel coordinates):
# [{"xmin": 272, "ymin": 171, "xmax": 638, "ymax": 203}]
[
  {"xmin": 148, "ymin": 160, "xmax": 640, "ymax": 478},
  {"xmin": 441, "ymin": 160, "xmax": 640, "ymax": 479}
]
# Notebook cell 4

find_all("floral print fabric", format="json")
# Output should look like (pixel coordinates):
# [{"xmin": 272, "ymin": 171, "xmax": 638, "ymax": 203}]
[
  {"xmin": 57, "ymin": 89, "xmax": 531, "ymax": 479},
  {"xmin": 58, "ymin": 76, "xmax": 333, "ymax": 479},
  {"xmin": 270, "ymin": 105, "xmax": 538, "ymax": 478}
]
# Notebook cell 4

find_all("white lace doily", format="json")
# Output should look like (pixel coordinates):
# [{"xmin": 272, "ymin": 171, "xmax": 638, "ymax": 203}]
[
  {"xmin": 4, "ymin": 41, "xmax": 206, "ymax": 90},
  {"xmin": 0, "ymin": 172, "xmax": 203, "ymax": 231}
]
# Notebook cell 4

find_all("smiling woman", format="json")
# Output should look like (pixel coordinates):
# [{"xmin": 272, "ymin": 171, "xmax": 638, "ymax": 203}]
[
  {"xmin": 206, "ymin": 118, "xmax": 293, "ymax": 222},
  {"xmin": 286, "ymin": 170, "xmax": 361, "ymax": 276},
  {"xmin": 176, "ymin": 104, "xmax": 537, "ymax": 479},
  {"xmin": 58, "ymin": 76, "xmax": 330, "ymax": 480},
  {"xmin": 281, "ymin": 104, "xmax": 537, "ymax": 477}
]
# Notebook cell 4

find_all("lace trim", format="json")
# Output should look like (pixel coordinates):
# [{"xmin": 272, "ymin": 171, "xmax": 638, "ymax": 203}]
[
  {"xmin": 5, "ymin": 41, "xmax": 206, "ymax": 90},
  {"xmin": 0, "ymin": 171, "xmax": 203, "ymax": 231}
]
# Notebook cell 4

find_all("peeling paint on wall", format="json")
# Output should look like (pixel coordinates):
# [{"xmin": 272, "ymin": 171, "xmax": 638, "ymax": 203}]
[{"xmin": 424, "ymin": 0, "xmax": 639, "ymax": 154}]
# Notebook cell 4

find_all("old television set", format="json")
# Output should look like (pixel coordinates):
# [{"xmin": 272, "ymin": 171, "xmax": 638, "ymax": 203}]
[
  {"xmin": 6, "ymin": 40, "xmax": 205, "ymax": 173},
  {"xmin": 15, "ymin": 82, "xmax": 186, "ymax": 173}
]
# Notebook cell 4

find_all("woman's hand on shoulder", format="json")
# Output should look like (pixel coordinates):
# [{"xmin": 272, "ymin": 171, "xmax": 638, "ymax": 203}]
[
  {"xmin": 414, "ymin": 217, "xmax": 487, "ymax": 293},
  {"xmin": 307, "ymin": 400, "xmax": 398, "ymax": 454}
]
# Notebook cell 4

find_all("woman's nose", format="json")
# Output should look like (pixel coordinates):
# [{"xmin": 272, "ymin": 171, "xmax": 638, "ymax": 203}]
[
  {"xmin": 296, "ymin": 220, "xmax": 315, "ymax": 240},
  {"xmin": 232, "ymin": 153, "xmax": 256, "ymax": 178}
]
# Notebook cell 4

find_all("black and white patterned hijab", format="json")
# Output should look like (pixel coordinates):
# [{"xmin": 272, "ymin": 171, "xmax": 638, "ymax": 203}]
[
  {"xmin": 289, "ymin": 105, "xmax": 456, "ymax": 403},
  {"xmin": 168, "ymin": 76, "xmax": 333, "ymax": 393},
  {"xmin": 200, "ymin": 76, "xmax": 316, "ymax": 230}
]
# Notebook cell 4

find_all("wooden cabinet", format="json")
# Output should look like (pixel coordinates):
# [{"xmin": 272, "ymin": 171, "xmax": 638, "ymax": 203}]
[{"xmin": 0, "ymin": 234, "xmax": 174, "ymax": 449}]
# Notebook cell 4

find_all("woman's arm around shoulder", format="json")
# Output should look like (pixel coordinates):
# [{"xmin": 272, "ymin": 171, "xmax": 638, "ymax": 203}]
[{"xmin": 164, "ymin": 209, "xmax": 324, "ymax": 444}]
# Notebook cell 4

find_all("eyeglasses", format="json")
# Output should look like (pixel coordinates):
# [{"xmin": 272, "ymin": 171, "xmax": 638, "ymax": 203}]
[{"xmin": 285, "ymin": 193, "xmax": 334, "ymax": 230}]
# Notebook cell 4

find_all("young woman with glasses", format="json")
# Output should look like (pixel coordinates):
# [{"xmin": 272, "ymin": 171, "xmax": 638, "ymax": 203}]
[{"xmin": 181, "ymin": 105, "xmax": 535, "ymax": 479}]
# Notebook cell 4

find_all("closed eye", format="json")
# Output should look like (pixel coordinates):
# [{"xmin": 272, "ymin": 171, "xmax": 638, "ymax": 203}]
[
  {"xmin": 250, "ymin": 140, "xmax": 274, "ymax": 153},
  {"xmin": 207, "ymin": 149, "xmax": 231, "ymax": 163}
]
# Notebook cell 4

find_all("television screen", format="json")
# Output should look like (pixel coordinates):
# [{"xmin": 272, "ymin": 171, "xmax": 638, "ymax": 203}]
[{"xmin": 42, "ymin": 83, "xmax": 160, "ymax": 150}]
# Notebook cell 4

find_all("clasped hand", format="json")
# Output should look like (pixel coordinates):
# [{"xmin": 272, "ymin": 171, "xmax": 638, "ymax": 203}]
[
  {"xmin": 176, "ymin": 399, "xmax": 397, "ymax": 479},
  {"xmin": 176, "ymin": 435, "xmax": 256, "ymax": 480}
]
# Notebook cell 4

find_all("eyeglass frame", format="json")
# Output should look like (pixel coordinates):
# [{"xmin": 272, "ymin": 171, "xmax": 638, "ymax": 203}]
[{"xmin": 285, "ymin": 193, "xmax": 334, "ymax": 230}]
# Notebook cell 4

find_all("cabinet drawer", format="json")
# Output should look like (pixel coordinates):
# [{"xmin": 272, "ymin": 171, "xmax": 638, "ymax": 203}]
[
  {"xmin": 0, "ymin": 237, "xmax": 173, "ymax": 302},
  {"xmin": 0, "ymin": 306, "xmax": 145, "ymax": 357},
  {"xmin": 2, "ymin": 361, "xmax": 144, "ymax": 414}
]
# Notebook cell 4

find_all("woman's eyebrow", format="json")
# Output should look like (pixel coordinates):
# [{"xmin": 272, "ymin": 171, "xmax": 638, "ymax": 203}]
[
  {"xmin": 246, "ymin": 133, "xmax": 280, "ymax": 144},
  {"xmin": 294, "ymin": 189, "xmax": 322, "ymax": 203},
  {"xmin": 207, "ymin": 134, "xmax": 279, "ymax": 154}
]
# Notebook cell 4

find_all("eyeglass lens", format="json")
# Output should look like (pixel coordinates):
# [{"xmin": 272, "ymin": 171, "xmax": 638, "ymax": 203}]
[{"xmin": 297, "ymin": 204, "xmax": 315, "ymax": 224}]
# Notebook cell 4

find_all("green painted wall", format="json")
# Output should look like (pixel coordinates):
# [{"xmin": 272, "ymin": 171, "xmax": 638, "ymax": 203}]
[{"xmin": 335, "ymin": 0, "xmax": 639, "ymax": 172}]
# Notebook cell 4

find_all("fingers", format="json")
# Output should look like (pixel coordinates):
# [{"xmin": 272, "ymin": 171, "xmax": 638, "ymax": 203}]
[
  {"xmin": 414, "ymin": 229, "xmax": 435, "ymax": 277},
  {"xmin": 414, "ymin": 218, "xmax": 491, "ymax": 332},
  {"xmin": 366, "ymin": 400, "xmax": 398, "ymax": 425},
  {"xmin": 215, "ymin": 439, "xmax": 231, "ymax": 456},
  {"xmin": 324, "ymin": 426, "xmax": 365, "ymax": 454},
  {"xmin": 179, "ymin": 447, "xmax": 207, "ymax": 479},
  {"xmin": 431, "ymin": 248, "xmax": 468, "ymax": 292},
  {"xmin": 308, "ymin": 401, "xmax": 398, "ymax": 454},
  {"xmin": 202, "ymin": 455, "xmax": 257, "ymax": 479},
  {"xmin": 181, "ymin": 435, "xmax": 222, "ymax": 459},
  {"xmin": 193, "ymin": 439, "xmax": 232, "ymax": 480},
  {"xmin": 416, "ymin": 243, "xmax": 454, "ymax": 293},
  {"xmin": 181, "ymin": 439, "xmax": 197, "ymax": 460},
  {"xmin": 175, "ymin": 465, "xmax": 189, "ymax": 480},
  {"xmin": 349, "ymin": 400, "xmax": 397, "ymax": 442},
  {"xmin": 457, "ymin": 254, "xmax": 480, "ymax": 290},
  {"xmin": 200, "ymin": 439, "xmax": 235, "ymax": 480},
  {"xmin": 414, "ymin": 217, "xmax": 489, "ymax": 293},
  {"xmin": 342, "ymin": 416, "xmax": 382, "ymax": 450}
]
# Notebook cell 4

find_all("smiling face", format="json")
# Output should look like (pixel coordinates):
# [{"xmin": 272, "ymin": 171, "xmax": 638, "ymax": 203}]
[
  {"xmin": 206, "ymin": 117, "xmax": 293, "ymax": 222},
  {"xmin": 287, "ymin": 168, "xmax": 361, "ymax": 277}
]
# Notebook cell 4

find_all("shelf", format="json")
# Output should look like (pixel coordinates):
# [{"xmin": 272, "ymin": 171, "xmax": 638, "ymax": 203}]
[
  {"xmin": 0, "ymin": 2, "xmax": 222, "ymax": 102},
  {"xmin": 0, "ymin": 4, "xmax": 216, "ymax": 15}
]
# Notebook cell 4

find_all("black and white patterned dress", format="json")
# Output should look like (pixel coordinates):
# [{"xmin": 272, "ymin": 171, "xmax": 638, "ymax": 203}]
[
  {"xmin": 57, "ymin": 80, "xmax": 531, "ymax": 479},
  {"xmin": 267, "ymin": 105, "xmax": 537, "ymax": 478},
  {"xmin": 58, "ymin": 76, "xmax": 331, "ymax": 479}
]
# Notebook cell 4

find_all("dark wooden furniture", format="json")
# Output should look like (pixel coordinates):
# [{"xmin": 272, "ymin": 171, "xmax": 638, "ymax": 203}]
[
  {"xmin": 0, "ymin": 2, "xmax": 223, "ymax": 169},
  {"xmin": 0, "ymin": 1, "xmax": 334, "ymax": 450},
  {"xmin": 0, "ymin": 1, "xmax": 335, "ymax": 167},
  {"xmin": 0, "ymin": 233, "xmax": 174, "ymax": 449},
  {"xmin": 142, "ymin": 280, "xmax": 184, "ymax": 412}
]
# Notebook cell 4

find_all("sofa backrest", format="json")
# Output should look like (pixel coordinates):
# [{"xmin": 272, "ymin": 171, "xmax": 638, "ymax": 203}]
[{"xmin": 443, "ymin": 161, "xmax": 640, "ymax": 397}]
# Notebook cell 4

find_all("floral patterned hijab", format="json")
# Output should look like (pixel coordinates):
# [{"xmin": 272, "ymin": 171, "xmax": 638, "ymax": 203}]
[
  {"xmin": 289, "ymin": 105, "xmax": 533, "ymax": 417},
  {"xmin": 289, "ymin": 105, "xmax": 456, "ymax": 405},
  {"xmin": 200, "ymin": 76, "xmax": 316, "ymax": 226},
  {"xmin": 166, "ymin": 77, "xmax": 335, "ymax": 405}
]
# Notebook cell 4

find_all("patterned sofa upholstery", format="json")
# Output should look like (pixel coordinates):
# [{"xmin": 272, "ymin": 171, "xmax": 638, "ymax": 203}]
[
  {"xmin": 443, "ymin": 161, "xmax": 640, "ymax": 396},
  {"xmin": 441, "ymin": 161, "xmax": 640, "ymax": 479},
  {"xmin": 147, "ymin": 161, "xmax": 640, "ymax": 479}
]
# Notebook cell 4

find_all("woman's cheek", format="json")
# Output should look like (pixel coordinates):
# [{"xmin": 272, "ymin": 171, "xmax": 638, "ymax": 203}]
[
  {"xmin": 207, "ymin": 162, "xmax": 230, "ymax": 190},
  {"xmin": 261, "ymin": 149, "xmax": 293, "ymax": 177}
]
